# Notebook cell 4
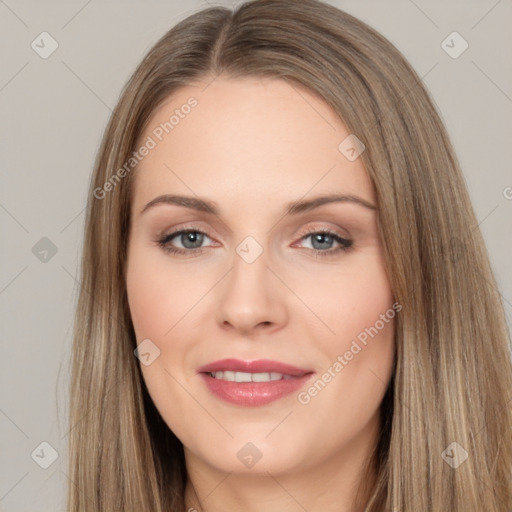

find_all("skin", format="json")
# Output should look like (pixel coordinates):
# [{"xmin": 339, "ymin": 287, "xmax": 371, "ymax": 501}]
[{"xmin": 126, "ymin": 76, "xmax": 396, "ymax": 512}]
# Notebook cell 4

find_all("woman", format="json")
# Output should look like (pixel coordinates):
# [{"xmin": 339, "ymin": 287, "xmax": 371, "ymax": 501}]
[{"xmin": 67, "ymin": 0, "xmax": 512, "ymax": 510}]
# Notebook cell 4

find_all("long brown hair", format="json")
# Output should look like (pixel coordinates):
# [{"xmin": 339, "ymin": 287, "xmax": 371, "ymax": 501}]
[{"xmin": 67, "ymin": 0, "xmax": 512, "ymax": 510}]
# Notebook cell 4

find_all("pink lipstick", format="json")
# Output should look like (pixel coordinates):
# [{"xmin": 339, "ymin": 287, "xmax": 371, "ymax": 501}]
[{"xmin": 197, "ymin": 358, "xmax": 314, "ymax": 406}]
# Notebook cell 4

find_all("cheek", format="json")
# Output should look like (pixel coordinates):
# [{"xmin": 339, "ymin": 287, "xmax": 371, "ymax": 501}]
[
  {"xmin": 340, "ymin": 274, "xmax": 394, "ymax": 344},
  {"xmin": 298, "ymin": 251, "xmax": 396, "ymax": 406},
  {"xmin": 339, "ymin": 260, "xmax": 395, "ymax": 367},
  {"xmin": 126, "ymin": 265, "xmax": 167, "ymax": 342},
  {"xmin": 125, "ymin": 247, "xmax": 201, "ymax": 438},
  {"xmin": 126, "ymin": 246, "xmax": 204, "ymax": 342},
  {"xmin": 304, "ymin": 255, "xmax": 396, "ymax": 414},
  {"xmin": 296, "ymin": 251, "xmax": 395, "ymax": 350}
]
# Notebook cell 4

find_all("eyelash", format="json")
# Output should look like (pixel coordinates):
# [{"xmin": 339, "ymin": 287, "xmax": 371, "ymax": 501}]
[{"xmin": 155, "ymin": 225, "xmax": 353, "ymax": 259}]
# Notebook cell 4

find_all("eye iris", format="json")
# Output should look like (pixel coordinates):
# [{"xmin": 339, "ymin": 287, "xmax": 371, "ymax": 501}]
[
  {"xmin": 182, "ymin": 231, "xmax": 203, "ymax": 249},
  {"xmin": 311, "ymin": 233, "xmax": 332, "ymax": 250}
]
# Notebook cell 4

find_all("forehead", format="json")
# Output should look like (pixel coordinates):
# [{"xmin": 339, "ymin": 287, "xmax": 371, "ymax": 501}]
[{"xmin": 132, "ymin": 77, "xmax": 374, "ymax": 215}]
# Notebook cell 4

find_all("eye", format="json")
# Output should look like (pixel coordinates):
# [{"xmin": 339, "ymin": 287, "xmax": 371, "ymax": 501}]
[
  {"xmin": 155, "ymin": 226, "xmax": 353, "ymax": 258},
  {"xmin": 294, "ymin": 228, "xmax": 353, "ymax": 258},
  {"xmin": 156, "ymin": 227, "xmax": 213, "ymax": 256}
]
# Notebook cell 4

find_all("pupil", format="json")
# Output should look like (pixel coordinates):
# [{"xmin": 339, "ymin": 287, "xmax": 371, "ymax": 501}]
[
  {"xmin": 183, "ymin": 232, "xmax": 203, "ymax": 249},
  {"xmin": 312, "ymin": 233, "xmax": 332, "ymax": 250}
]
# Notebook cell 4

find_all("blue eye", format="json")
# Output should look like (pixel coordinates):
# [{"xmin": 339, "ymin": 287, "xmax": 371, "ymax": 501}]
[
  {"xmin": 299, "ymin": 230, "xmax": 353, "ymax": 257},
  {"xmin": 156, "ymin": 227, "xmax": 353, "ymax": 258},
  {"xmin": 157, "ymin": 229, "xmax": 212, "ymax": 255}
]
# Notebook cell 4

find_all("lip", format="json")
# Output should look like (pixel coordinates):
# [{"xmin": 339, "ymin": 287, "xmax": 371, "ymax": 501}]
[
  {"xmin": 197, "ymin": 358, "xmax": 312, "ymax": 376},
  {"xmin": 197, "ymin": 358, "xmax": 315, "ymax": 407}
]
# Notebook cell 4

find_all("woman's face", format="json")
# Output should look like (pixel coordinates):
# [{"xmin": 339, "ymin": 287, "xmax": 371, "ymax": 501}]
[{"xmin": 126, "ymin": 77, "xmax": 396, "ymax": 478}]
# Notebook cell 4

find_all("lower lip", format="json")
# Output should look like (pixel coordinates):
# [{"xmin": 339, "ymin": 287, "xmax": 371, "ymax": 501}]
[{"xmin": 199, "ymin": 373, "xmax": 314, "ymax": 406}]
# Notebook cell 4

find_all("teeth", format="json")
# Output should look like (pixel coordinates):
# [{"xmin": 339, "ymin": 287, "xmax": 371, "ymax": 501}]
[{"xmin": 210, "ymin": 371, "xmax": 295, "ymax": 382}]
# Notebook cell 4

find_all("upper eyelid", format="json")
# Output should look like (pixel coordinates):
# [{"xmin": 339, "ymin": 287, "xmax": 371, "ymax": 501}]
[{"xmin": 160, "ymin": 225, "xmax": 212, "ymax": 241}]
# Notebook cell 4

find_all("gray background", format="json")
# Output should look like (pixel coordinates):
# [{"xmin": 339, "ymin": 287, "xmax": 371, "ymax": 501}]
[{"xmin": 0, "ymin": 0, "xmax": 511, "ymax": 510}]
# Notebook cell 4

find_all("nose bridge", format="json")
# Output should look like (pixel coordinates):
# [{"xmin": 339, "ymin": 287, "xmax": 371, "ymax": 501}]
[
  {"xmin": 215, "ymin": 234, "xmax": 286, "ymax": 332},
  {"xmin": 227, "ymin": 235, "xmax": 272, "ymax": 303}
]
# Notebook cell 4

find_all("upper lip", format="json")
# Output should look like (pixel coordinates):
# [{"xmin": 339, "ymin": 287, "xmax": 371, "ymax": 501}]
[{"xmin": 197, "ymin": 358, "xmax": 313, "ymax": 377}]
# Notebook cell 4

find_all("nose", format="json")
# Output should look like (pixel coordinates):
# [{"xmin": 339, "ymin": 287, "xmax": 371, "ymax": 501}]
[{"xmin": 215, "ymin": 247, "xmax": 288, "ymax": 336}]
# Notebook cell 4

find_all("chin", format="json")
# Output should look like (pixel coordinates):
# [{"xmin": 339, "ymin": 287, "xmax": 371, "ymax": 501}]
[{"xmin": 190, "ymin": 437, "xmax": 309, "ymax": 477}]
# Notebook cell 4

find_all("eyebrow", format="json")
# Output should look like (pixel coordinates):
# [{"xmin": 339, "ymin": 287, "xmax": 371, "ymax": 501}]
[{"xmin": 139, "ymin": 193, "xmax": 377, "ymax": 217}]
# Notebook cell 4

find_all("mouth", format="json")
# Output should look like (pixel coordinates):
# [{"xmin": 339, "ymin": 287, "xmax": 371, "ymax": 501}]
[
  {"xmin": 206, "ymin": 370, "xmax": 306, "ymax": 382},
  {"xmin": 197, "ymin": 359, "xmax": 315, "ymax": 406}
]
